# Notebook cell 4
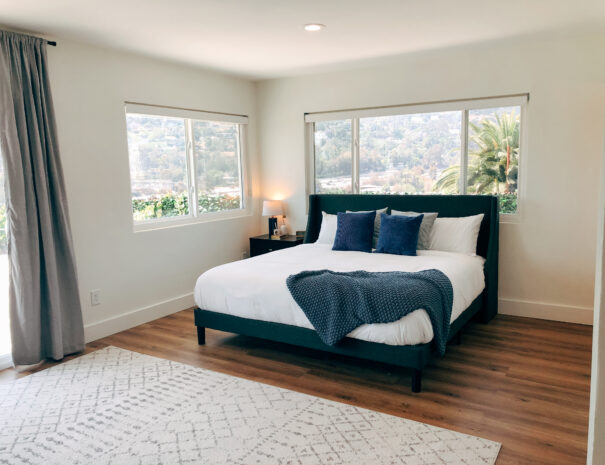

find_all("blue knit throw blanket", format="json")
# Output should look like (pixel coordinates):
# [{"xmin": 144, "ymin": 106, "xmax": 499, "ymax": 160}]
[{"xmin": 286, "ymin": 269, "xmax": 453, "ymax": 355}]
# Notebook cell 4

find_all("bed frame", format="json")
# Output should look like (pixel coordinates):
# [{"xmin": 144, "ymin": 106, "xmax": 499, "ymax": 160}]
[{"xmin": 194, "ymin": 194, "xmax": 499, "ymax": 392}]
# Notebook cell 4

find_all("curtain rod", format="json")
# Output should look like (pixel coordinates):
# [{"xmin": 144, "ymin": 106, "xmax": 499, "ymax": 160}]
[{"xmin": 0, "ymin": 30, "xmax": 57, "ymax": 45}]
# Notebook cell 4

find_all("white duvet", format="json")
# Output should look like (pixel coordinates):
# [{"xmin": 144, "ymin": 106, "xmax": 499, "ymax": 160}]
[{"xmin": 194, "ymin": 244, "xmax": 485, "ymax": 346}]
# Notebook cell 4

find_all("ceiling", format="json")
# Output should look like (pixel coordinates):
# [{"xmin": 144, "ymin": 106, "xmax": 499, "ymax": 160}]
[{"xmin": 1, "ymin": 0, "xmax": 604, "ymax": 79}]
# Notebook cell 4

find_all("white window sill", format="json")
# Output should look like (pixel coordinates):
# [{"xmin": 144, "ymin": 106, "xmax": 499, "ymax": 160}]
[
  {"xmin": 500, "ymin": 212, "xmax": 520, "ymax": 224},
  {"xmin": 133, "ymin": 208, "xmax": 252, "ymax": 233}
]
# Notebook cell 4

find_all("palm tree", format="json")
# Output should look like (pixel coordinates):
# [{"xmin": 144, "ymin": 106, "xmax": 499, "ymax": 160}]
[
  {"xmin": 432, "ymin": 164, "xmax": 459, "ymax": 194},
  {"xmin": 433, "ymin": 111, "xmax": 520, "ymax": 195}
]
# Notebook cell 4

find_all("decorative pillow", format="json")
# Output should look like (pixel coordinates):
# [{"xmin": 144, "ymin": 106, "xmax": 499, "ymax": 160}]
[
  {"xmin": 346, "ymin": 207, "xmax": 388, "ymax": 249},
  {"xmin": 428, "ymin": 214, "xmax": 484, "ymax": 255},
  {"xmin": 391, "ymin": 210, "xmax": 438, "ymax": 250},
  {"xmin": 375, "ymin": 213, "xmax": 423, "ymax": 256},
  {"xmin": 332, "ymin": 211, "xmax": 376, "ymax": 253},
  {"xmin": 315, "ymin": 212, "xmax": 338, "ymax": 245}
]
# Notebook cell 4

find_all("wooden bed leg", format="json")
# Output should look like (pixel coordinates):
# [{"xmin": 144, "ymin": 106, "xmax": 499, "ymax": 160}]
[
  {"xmin": 197, "ymin": 326, "xmax": 206, "ymax": 345},
  {"xmin": 411, "ymin": 369, "xmax": 422, "ymax": 393}
]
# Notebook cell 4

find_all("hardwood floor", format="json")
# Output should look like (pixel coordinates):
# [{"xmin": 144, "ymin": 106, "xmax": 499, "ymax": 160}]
[{"xmin": 0, "ymin": 310, "xmax": 592, "ymax": 465}]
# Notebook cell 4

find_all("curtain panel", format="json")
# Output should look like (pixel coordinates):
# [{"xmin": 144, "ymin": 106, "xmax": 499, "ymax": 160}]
[{"xmin": 0, "ymin": 30, "xmax": 84, "ymax": 365}]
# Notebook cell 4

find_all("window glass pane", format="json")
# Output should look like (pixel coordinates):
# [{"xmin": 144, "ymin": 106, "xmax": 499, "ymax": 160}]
[
  {"xmin": 126, "ymin": 114, "xmax": 189, "ymax": 221},
  {"xmin": 192, "ymin": 120, "xmax": 243, "ymax": 213},
  {"xmin": 314, "ymin": 120, "xmax": 352, "ymax": 193},
  {"xmin": 467, "ymin": 106, "xmax": 520, "ymax": 214},
  {"xmin": 0, "ymin": 146, "xmax": 8, "ymax": 358},
  {"xmin": 360, "ymin": 112, "xmax": 461, "ymax": 194}
]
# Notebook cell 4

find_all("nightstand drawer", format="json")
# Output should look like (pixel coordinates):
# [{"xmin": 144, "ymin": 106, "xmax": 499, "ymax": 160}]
[{"xmin": 249, "ymin": 234, "xmax": 303, "ymax": 257}]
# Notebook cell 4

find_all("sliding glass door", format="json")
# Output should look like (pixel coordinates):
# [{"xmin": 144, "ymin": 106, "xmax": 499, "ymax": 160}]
[{"xmin": 0, "ymin": 148, "xmax": 9, "ymax": 369}]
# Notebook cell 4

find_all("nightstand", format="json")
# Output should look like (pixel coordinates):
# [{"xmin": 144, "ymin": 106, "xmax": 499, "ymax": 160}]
[{"xmin": 249, "ymin": 234, "xmax": 303, "ymax": 257}]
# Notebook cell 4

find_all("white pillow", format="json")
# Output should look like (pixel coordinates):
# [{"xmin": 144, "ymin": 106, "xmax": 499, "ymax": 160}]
[
  {"xmin": 428, "ymin": 214, "xmax": 484, "ymax": 255},
  {"xmin": 315, "ymin": 212, "xmax": 338, "ymax": 245}
]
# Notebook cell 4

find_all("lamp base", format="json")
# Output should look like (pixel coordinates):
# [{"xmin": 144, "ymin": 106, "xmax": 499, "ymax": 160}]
[{"xmin": 268, "ymin": 217, "xmax": 278, "ymax": 239}]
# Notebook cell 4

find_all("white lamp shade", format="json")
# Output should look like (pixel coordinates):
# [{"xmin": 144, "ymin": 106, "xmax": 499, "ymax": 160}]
[{"xmin": 262, "ymin": 200, "xmax": 283, "ymax": 217}]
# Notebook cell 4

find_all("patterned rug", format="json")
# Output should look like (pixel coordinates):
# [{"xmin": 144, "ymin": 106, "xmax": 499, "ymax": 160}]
[{"xmin": 0, "ymin": 346, "xmax": 500, "ymax": 464}]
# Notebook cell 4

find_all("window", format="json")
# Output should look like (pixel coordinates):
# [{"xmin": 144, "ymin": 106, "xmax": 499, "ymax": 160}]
[
  {"xmin": 306, "ymin": 95, "xmax": 526, "ymax": 215},
  {"xmin": 125, "ymin": 104, "xmax": 248, "ymax": 228}
]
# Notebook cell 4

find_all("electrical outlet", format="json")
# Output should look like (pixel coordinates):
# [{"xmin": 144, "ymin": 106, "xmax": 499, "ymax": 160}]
[
  {"xmin": 241, "ymin": 250, "xmax": 249, "ymax": 260},
  {"xmin": 90, "ymin": 289, "xmax": 101, "ymax": 306}
]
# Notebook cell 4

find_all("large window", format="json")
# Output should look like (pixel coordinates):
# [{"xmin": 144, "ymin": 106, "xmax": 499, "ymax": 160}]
[
  {"xmin": 306, "ymin": 95, "xmax": 526, "ymax": 215},
  {"xmin": 125, "ymin": 104, "xmax": 248, "ymax": 228}
]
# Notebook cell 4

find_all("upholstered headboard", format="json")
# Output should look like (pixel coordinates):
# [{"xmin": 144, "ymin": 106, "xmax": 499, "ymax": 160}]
[{"xmin": 303, "ymin": 194, "xmax": 499, "ymax": 322}]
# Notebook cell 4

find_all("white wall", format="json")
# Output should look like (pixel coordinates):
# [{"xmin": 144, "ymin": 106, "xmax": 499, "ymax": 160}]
[
  {"xmin": 587, "ymin": 121, "xmax": 605, "ymax": 465},
  {"xmin": 46, "ymin": 40, "xmax": 262, "ymax": 340},
  {"xmin": 256, "ymin": 31, "xmax": 605, "ymax": 324}
]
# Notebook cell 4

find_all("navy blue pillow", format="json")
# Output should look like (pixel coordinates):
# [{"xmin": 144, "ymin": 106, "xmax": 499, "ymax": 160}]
[
  {"xmin": 375, "ymin": 213, "xmax": 424, "ymax": 256},
  {"xmin": 332, "ymin": 211, "xmax": 376, "ymax": 253}
]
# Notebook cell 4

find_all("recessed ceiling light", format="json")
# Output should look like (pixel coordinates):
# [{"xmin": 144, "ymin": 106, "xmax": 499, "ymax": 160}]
[{"xmin": 304, "ymin": 24, "xmax": 326, "ymax": 32}]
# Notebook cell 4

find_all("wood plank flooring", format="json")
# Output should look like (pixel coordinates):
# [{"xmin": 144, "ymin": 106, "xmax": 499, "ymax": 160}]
[{"xmin": 0, "ymin": 310, "xmax": 592, "ymax": 465}]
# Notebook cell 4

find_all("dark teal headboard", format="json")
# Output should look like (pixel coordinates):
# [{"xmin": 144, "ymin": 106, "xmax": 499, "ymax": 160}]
[{"xmin": 303, "ymin": 194, "xmax": 499, "ymax": 322}]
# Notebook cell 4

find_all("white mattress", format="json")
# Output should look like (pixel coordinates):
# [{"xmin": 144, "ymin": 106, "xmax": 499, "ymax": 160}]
[{"xmin": 194, "ymin": 244, "xmax": 485, "ymax": 346}]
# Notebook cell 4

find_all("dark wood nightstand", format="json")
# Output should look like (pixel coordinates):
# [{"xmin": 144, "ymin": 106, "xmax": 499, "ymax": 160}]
[{"xmin": 249, "ymin": 234, "xmax": 303, "ymax": 257}]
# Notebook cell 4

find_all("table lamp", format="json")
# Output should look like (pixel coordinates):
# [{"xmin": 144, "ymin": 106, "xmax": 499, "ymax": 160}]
[{"xmin": 262, "ymin": 200, "xmax": 283, "ymax": 239}]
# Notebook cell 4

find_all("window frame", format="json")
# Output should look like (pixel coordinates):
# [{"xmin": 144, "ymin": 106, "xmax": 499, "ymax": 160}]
[
  {"xmin": 124, "ymin": 103, "xmax": 251, "ymax": 232},
  {"xmin": 305, "ymin": 94, "xmax": 528, "ymax": 221}
]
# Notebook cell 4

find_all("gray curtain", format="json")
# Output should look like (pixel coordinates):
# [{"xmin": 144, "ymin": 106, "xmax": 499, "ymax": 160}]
[{"xmin": 0, "ymin": 30, "xmax": 84, "ymax": 365}]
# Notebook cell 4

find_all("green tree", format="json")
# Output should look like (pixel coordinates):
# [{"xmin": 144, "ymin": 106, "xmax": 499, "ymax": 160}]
[
  {"xmin": 433, "ymin": 111, "xmax": 519, "ymax": 209},
  {"xmin": 467, "ymin": 111, "xmax": 519, "ymax": 194}
]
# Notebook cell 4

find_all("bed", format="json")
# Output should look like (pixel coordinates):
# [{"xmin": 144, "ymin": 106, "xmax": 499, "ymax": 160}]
[{"xmin": 194, "ymin": 194, "xmax": 499, "ymax": 392}]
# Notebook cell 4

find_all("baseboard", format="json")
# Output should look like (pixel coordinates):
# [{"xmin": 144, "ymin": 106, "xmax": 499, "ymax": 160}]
[
  {"xmin": 0, "ymin": 352, "xmax": 12, "ymax": 370},
  {"xmin": 82, "ymin": 293, "xmax": 592, "ymax": 343},
  {"xmin": 84, "ymin": 293, "xmax": 195, "ymax": 343},
  {"xmin": 499, "ymin": 298, "xmax": 593, "ymax": 325}
]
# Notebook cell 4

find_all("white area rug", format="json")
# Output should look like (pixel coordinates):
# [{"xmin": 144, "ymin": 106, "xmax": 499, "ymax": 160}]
[{"xmin": 0, "ymin": 346, "xmax": 500, "ymax": 464}]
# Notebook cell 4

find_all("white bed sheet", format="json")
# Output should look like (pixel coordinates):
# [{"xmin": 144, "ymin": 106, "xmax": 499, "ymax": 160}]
[{"xmin": 194, "ymin": 244, "xmax": 485, "ymax": 346}]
